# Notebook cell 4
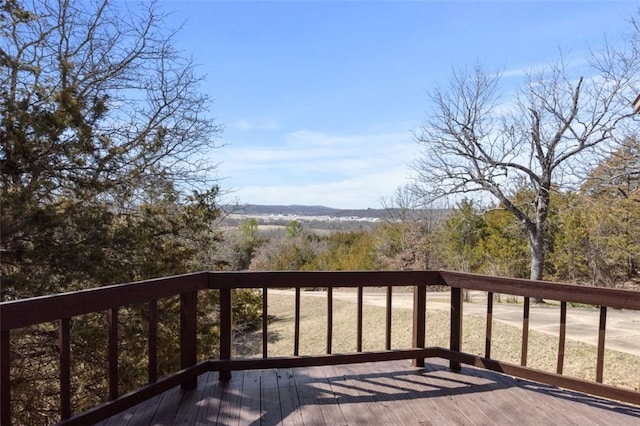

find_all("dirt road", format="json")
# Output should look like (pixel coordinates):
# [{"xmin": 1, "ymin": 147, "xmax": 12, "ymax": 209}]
[{"xmin": 269, "ymin": 289, "xmax": 640, "ymax": 356}]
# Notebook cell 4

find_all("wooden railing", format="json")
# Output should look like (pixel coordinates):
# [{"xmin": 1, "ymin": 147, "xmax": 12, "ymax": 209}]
[{"xmin": 1, "ymin": 270, "xmax": 639, "ymax": 425}]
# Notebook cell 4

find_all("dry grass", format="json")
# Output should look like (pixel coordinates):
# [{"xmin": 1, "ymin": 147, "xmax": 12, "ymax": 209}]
[{"xmin": 234, "ymin": 291, "xmax": 640, "ymax": 392}]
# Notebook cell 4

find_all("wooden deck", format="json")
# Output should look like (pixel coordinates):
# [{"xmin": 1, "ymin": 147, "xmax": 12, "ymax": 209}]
[{"xmin": 97, "ymin": 359, "xmax": 640, "ymax": 426}]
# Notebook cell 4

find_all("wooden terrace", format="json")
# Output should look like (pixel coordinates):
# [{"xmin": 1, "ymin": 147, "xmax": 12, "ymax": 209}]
[
  {"xmin": 2, "ymin": 271, "xmax": 640, "ymax": 425},
  {"xmin": 98, "ymin": 359, "xmax": 640, "ymax": 425}
]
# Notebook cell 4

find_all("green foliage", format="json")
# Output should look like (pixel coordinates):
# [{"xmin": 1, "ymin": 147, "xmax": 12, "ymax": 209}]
[
  {"xmin": 375, "ymin": 220, "xmax": 432, "ymax": 270},
  {"xmin": 434, "ymin": 200, "xmax": 487, "ymax": 272},
  {"xmin": 478, "ymin": 209, "xmax": 529, "ymax": 278},
  {"xmin": 285, "ymin": 220, "xmax": 304, "ymax": 238},
  {"xmin": 314, "ymin": 231, "xmax": 379, "ymax": 271},
  {"xmin": 0, "ymin": 1, "xmax": 264, "ymax": 423}
]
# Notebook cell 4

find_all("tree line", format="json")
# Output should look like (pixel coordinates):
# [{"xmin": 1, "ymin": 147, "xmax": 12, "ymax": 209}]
[{"xmin": 218, "ymin": 135, "xmax": 639, "ymax": 289}]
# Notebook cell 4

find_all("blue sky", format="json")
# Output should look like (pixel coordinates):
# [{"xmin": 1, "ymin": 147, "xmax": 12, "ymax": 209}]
[{"xmin": 163, "ymin": 1, "xmax": 638, "ymax": 209}]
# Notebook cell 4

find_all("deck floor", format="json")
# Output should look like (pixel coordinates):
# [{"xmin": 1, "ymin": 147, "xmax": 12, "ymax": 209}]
[{"xmin": 99, "ymin": 359, "xmax": 640, "ymax": 425}]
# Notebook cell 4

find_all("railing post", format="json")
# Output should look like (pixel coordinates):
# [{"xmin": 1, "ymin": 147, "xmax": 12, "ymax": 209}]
[
  {"xmin": 521, "ymin": 297, "xmax": 530, "ymax": 366},
  {"xmin": 327, "ymin": 287, "xmax": 333, "ymax": 354},
  {"xmin": 59, "ymin": 318, "xmax": 71, "ymax": 420},
  {"xmin": 385, "ymin": 286, "xmax": 392, "ymax": 351},
  {"xmin": 148, "ymin": 299, "xmax": 158, "ymax": 384},
  {"xmin": 596, "ymin": 306, "xmax": 607, "ymax": 383},
  {"xmin": 485, "ymin": 292, "xmax": 493, "ymax": 359},
  {"xmin": 180, "ymin": 291, "xmax": 198, "ymax": 390},
  {"xmin": 108, "ymin": 308, "xmax": 119, "ymax": 400},
  {"xmin": 356, "ymin": 286, "xmax": 363, "ymax": 352},
  {"xmin": 450, "ymin": 287, "xmax": 463, "ymax": 371},
  {"xmin": 412, "ymin": 284, "xmax": 426, "ymax": 367},
  {"xmin": 1, "ymin": 330, "xmax": 11, "ymax": 426},
  {"xmin": 219, "ymin": 288, "xmax": 232, "ymax": 381},
  {"xmin": 557, "ymin": 301, "xmax": 567, "ymax": 374}
]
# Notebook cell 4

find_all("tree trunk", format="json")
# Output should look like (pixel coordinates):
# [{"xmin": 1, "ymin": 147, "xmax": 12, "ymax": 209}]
[{"xmin": 529, "ymin": 228, "xmax": 545, "ymax": 303}]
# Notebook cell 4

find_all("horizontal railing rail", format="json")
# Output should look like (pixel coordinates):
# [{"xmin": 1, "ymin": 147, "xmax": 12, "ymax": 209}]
[{"xmin": 1, "ymin": 270, "xmax": 639, "ymax": 425}]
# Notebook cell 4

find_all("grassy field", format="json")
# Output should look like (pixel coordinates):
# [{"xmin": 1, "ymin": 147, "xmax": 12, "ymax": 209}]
[{"xmin": 233, "ymin": 290, "xmax": 640, "ymax": 392}]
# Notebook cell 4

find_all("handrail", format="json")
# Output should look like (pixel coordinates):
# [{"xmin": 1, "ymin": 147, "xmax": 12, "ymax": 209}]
[
  {"xmin": 440, "ymin": 270, "xmax": 640, "ymax": 309},
  {"xmin": 1, "ymin": 270, "xmax": 639, "ymax": 425},
  {"xmin": 0, "ymin": 272, "xmax": 210, "ymax": 330}
]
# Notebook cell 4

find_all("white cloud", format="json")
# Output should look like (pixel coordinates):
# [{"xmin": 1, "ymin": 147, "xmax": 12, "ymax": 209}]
[
  {"xmin": 236, "ymin": 169, "xmax": 414, "ymax": 209},
  {"xmin": 232, "ymin": 118, "xmax": 280, "ymax": 131},
  {"xmin": 216, "ymin": 129, "xmax": 418, "ymax": 208}
]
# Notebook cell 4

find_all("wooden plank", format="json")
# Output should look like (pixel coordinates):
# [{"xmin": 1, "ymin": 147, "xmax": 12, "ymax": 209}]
[
  {"xmin": 147, "ymin": 385, "xmax": 184, "ymax": 424},
  {"xmin": 467, "ymin": 363, "xmax": 578, "ymax": 425},
  {"xmin": 148, "ymin": 299, "xmax": 158, "ymax": 384},
  {"xmin": 424, "ymin": 361, "xmax": 504, "ymax": 425},
  {"xmin": 108, "ymin": 308, "xmax": 119, "ymax": 401},
  {"xmin": 210, "ymin": 348, "xmax": 440, "ymax": 371},
  {"xmin": 357, "ymin": 286, "xmax": 363, "ymax": 352},
  {"xmin": 326, "ymin": 287, "xmax": 333, "ymax": 354},
  {"xmin": 596, "ymin": 306, "xmax": 607, "ymax": 383},
  {"xmin": 262, "ymin": 287, "xmax": 268, "ymax": 358},
  {"xmin": 294, "ymin": 288, "xmax": 300, "ymax": 356},
  {"xmin": 353, "ymin": 360, "xmax": 431, "ymax": 425},
  {"xmin": 219, "ymin": 288, "xmax": 232, "ymax": 382},
  {"xmin": 1, "ymin": 330, "xmax": 10, "ymax": 426},
  {"xmin": 449, "ymin": 287, "xmax": 463, "ymax": 371},
  {"xmin": 174, "ymin": 372, "xmax": 219, "ymax": 424},
  {"xmin": 409, "ymin": 360, "xmax": 476, "ymax": 425},
  {"xmin": 303, "ymin": 365, "xmax": 347, "ymax": 425},
  {"xmin": 59, "ymin": 317, "xmax": 71, "ymax": 420},
  {"xmin": 1, "ymin": 272, "xmax": 209, "ymax": 330},
  {"xmin": 521, "ymin": 296, "xmax": 530, "ymax": 366},
  {"xmin": 210, "ymin": 270, "xmax": 441, "ymax": 290},
  {"xmin": 276, "ymin": 368, "xmax": 304, "ymax": 426},
  {"xmin": 385, "ymin": 286, "xmax": 392, "ymax": 350},
  {"xmin": 557, "ymin": 301, "xmax": 566, "ymax": 374},
  {"xmin": 240, "ymin": 369, "xmax": 262, "ymax": 424},
  {"xmin": 485, "ymin": 292, "xmax": 493, "ymax": 359},
  {"xmin": 292, "ymin": 365, "xmax": 342, "ymax": 425},
  {"xmin": 412, "ymin": 284, "xmax": 426, "ymax": 367},
  {"xmin": 194, "ymin": 372, "xmax": 223, "ymax": 423},
  {"xmin": 111, "ymin": 386, "xmax": 169, "ymax": 425},
  {"xmin": 260, "ymin": 369, "xmax": 282, "ymax": 425},
  {"xmin": 335, "ymin": 363, "xmax": 399, "ymax": 425},
  {"xmin": 216, "ymin": 370, "xmax": 244, "ymax": 425},
  {"xmin": 439, "ymin": 270, "xmax": 640, "ymax": 310},
  {"xmin": 180, "ymin": 292, "xmax": 198, "ymax": 390}
]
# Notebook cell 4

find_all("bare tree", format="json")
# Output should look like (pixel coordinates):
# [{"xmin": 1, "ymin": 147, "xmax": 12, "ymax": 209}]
[
  {"xmin": 1, "ymin": 0, "xmax": 223, "ymax": 299},
  {"xmin": 412, "ymin": 49, "xmax": 638, "ymax": 287}
]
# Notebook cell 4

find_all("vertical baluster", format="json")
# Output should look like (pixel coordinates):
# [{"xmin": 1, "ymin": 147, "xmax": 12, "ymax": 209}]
[
  {"xmin": 1, "ymin": 330, "xmax": 11, "ymax": 426},
  {"xmin": 449, "ymin": 287, "xmax": 462, "ymax": 371},
  {"xmin": 412, "ymin": 284, "xmax": 426, "ymax": 367},
  {"xmin": 262, "ymin": 287, "xmax": 268, "ymax": 358},
  {"xmin": 327, "ymin": 287, "xmax": 333, "ymax": 354},
  {"xmin": 485, "ymin": 292, "xmax": 493, "ymax": 359},
  {"xmin": 59, "ymin": 318, "xmax": 71, "ymax": 420},
  {"xmin": 521, "ymin": 297, "xmax": 530, "ymax": 367},
  {"xmin": 557, "ymin": 301, "xmax": 567, "ymax": 374},
  {"xmin": 219, "ymin": 288, "xmax": 232, "ymax": 381},
  {"xmin": 357, "ymin": 286, "xmax": 363, "ymax": 352},
  {"xmin": 148, "ymin": 299, "xmax": 158, "ymax": 384},
  {"xmin": 108, "ymin": 308, "xmax": 119, "ymax": 400},
  {"xmin": 596, "ymin": 306, "xmax": 607, "ymax": 383},
  {"xmin": 294, "ymin": 287, "xmax": 301, "ymax": 356},
  {"xmin": 180, "ymin": 292, "xmax": 197, "ymax": 390},
  {"xmin": 385, "ymin": 285, "xmax": 392, "ymax": 351}
]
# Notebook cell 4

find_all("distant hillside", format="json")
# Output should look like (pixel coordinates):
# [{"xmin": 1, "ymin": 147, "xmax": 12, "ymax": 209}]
[{"xmin": 232, "ymin": 204, "xmax": 388, "ymax": 219}]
